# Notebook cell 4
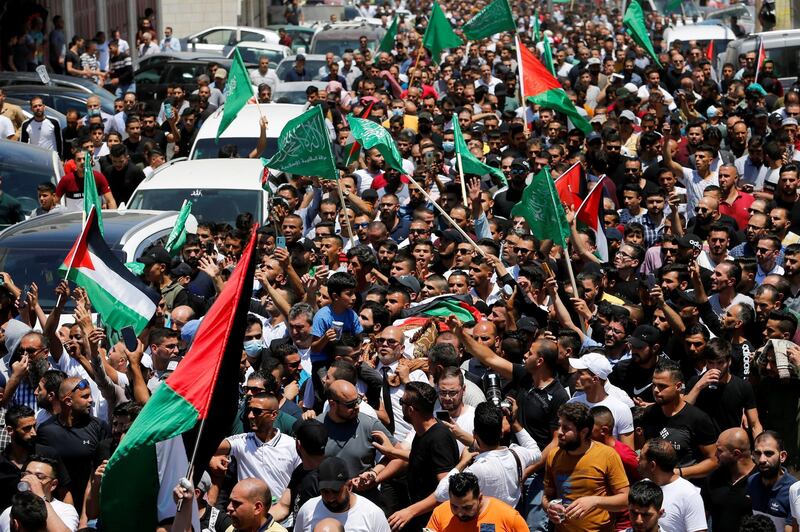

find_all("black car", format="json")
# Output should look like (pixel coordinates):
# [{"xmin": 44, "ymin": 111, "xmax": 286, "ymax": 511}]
[
  {"xmin": 0, "ymin": 140, "xmax": 61, "ymax": 218},
  {"xmin": 0, "ymin": 72, "xmax": 116, "ymax": 109},
  {"xmin": 134, "ymin": 58, "xmax": 235, "ymax": 111},
  {"xmin": 0, "ymin": 85, "xmax": 115, "ymax": 117}
]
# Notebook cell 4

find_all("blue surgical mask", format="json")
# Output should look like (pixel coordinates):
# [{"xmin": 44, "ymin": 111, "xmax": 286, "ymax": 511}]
[
  {"xmin": 392, "ymin": 108, "xmax": 404, "ymax": 117},
  {"xmin": 244, "ymin": 339, "xmax": 263, "ymax": 358},
  {"xmin": 164, "ymin": 315, "xmax": 172, "ymax": 329},
  {"xmin": 442, "ymin": 141, "xmax": 455, "ymax": 152}
]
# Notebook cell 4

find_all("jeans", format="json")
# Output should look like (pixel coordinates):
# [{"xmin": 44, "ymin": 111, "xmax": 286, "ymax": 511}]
[
  {"xmin": 522, "ymin": 473, "xmax": 550, "ymax": 532},
  {"xmin": 115, "ymin": 82, "xmax": 136, "ymax": 98}
]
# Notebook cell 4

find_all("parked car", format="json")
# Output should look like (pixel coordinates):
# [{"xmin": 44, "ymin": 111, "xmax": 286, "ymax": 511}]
[
  {"xmin": 663, "ymin": 22, "xmax": 736, "ymax": 68},
  {"xmin": 226, "ymin": 42, "xmax": 292, "ymax": 67},
  {"xmin": 701, "ymin": 3, "xmax": 754, "ymax": 35},
  {"xmin": 265, "ymin": 25, "xmax": 318, "ymax": 53},
  {"xmin": 7, "ymin": 97, "xmax": 67, "ymax": 130},
  {"xmin": 309, "ymin": 22, "xmax": 386, "ymax": 56},
  {"xmin": 723, "ymin": 29, "xmax": 800, "ymax": 91},
  {"xmin": 0, "ymin": 72, "xmax": 117, "ymax": 108},
  {"xmin": 273, "ymin": 81, "xmax": 328, "ymax": 104},
  {"xmin": 0, "ymin": 209, "xmax": 192, "ymax": 311},
  {"xmin": 189, "ymin": 103, "xmax": 305, "ymax": 160},
  {"xmin": 0, "ymin": 85, "xmax": 115, "ymax": 117},
  {"xmin": 0, "ymin": 140, "xmax": 61, "ymax": 218},
  {"xmin": 124, "ymin": 159, "xmax": 268, "ymax": 226},
  {"xmin": 275, "ymin": 54, "xmax": 331, "ymax": 81},
  {"xmin": 181, "ymin": 26, "xmax": 280, "ymax": 55},
  {"xmin": 134, "ymin": 58, "xmax": 234, "ymax": 111},
  {"xmin": 135, "ymin": 51, "xmax": 224, "ymax": 72}
]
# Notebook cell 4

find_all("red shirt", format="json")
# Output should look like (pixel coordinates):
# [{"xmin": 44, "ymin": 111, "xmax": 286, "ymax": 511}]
[
  {"xmin": 612, "ymin": 439, "xmax": 640, "ymax": 531},
  {"xmin": 720, "ymin": 190, "xmax": 755, "ymax": 230},
  {"xmin": 56, "ymin": 170, "xmax": 111, "ymax": 209}
]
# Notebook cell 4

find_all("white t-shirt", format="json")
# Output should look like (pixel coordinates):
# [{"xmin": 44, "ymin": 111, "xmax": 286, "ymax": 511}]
[
  {"xmin": 0, "ymin": 498, "xmax": 79, "ymax": 531},
  {"xmin": 294, "ymin": 494, "xmax": 390, "ymax": 532},
  {"xmin": 0, "ymin": 116, "xmax": 14, "ymax": 139},
  {"xmin": 658, "ymin": 477, "xmax": 708, "ymax": 532},
  {"xmin": 790, "ymin": 480, "xmax": 800, "ymax": 521},
  {"xmin": 568, "ymin": 393, "xmax": 634, "ymax": 438},
  {"xmin": 680, "ymin": 167, "xmax": 718, "ymax": 221},
  {"xmin": 225, "ymin": 430, "xmax": 301, "ymax": 498},
  {"xmin": 375, "ymin": 360, "xmax": 428, "ymax": 441}
]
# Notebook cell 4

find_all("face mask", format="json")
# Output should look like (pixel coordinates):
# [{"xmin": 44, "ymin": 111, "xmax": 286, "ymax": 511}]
[
  {"xmin": 392, "ymin": 108, "xmax": 404, "ymax": 117},
  {"xmin": 244, "ymin": 339, "xmax": 263, "ymax": 358},
  {"xmin": 442, "ymin": 141, "xmax": 455, "ymax": 152},
  {"xmin": 164, "ymin": 315, "xmax": 172, "ymax": 329}
]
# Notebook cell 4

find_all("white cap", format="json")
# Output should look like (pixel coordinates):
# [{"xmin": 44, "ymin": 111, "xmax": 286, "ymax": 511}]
[{"xmin": 569, "ymin": 353, "xmax": 612, "ymax": 380}]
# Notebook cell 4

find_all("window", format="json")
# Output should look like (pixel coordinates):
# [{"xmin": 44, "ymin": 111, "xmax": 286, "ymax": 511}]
[{"xmin": 198, "ymin": 29, "xmax": 233, "ymax": 46}]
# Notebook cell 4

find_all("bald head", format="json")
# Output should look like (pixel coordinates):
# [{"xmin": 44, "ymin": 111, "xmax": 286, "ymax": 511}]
[
  {"xmin": 380, "ymin": 326, "xmax": 404, "ymax": 343},
  {"xmin": 719, "ymin": 427, "xmax": 750, "ymax": 453},
  {"xmin": 328, "ymin": 380, "xmax": 358, "ymax": 402},
  {"xmin": 171, "ymin": 305, "xmax": 194, "ymax": 327},
  {"xmin": 472, "ymin": 321, "xmax": 498, "ymax": 338},
  {"xmin": 314, "ymin": 518, "xmax": 345, "ymax": 532},
  {"xmin": 234, "ymin": 478, "xmax": 271, "ymax": 505}
]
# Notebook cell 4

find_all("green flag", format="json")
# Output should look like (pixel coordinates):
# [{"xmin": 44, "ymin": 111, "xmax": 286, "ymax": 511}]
[
  {"xmin": 216, "ymin": 48, "xmax": 254, "ymax": 141},
  {"xmin": 511, "ymin": 167, "xmax": 570, "ymax": 247},
  {"xmin": 423, "ymin": 2, "xmax": 463, "ymax": 65},
  {"xmin": 665, "ymin": 0, "xmax": 682, "ymax": 13},
  {"xmin": 262, "ymin": 105, "xmax": 337, "ymax": 180},
  {"xmin": 346, "ymin": 116, "xmax": 405, "ymax": 173},
  {"xmin": 532, "ymin": 11, "xmax": 540, "ymax": 42},
  {"xmin": 542, "ymin": 37, "xmax": 556, "ymax": 77},
  {"xmin": 623, "ymin": 0, "xmax": 662, "ymax": 67},
  {"xmin": 83, "ymin": 157, "xmax": 103, "ymax": 236},
  {"xmin": 165, "ymin": 200, "xmax": 192, "ymax": 255},
  {"xmin": 379, "ymin": 16, "xmax": 399, "ymax": 53},
  {"xmin": 462, "ymin": 0, "xmax": 515, "ymax": 41},
  {"xmin": 452, "ymin": 113, "xmax": 506, "ymax": 186}
]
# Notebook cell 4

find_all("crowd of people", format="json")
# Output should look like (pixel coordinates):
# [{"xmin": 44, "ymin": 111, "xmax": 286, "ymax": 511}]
[{"xmin": 1, "ymin": 1, "xmax": 800, "ymax": 532}]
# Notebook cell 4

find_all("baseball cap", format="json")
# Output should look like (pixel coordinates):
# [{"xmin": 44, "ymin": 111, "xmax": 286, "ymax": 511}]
[
  {"xmin": 318, "ymin": 457, "xmax": 350, "ymax": 490},
  {"xmin": 390, "ymin": 275, "xmax": 421, "ymax": 294},
  {"xmin": 605, "ymin": 227, "xmax": 623, "ymax": 241},
  {"xmin": 510, "ymin": 158, "xmax": 529, "ymax": 171},
  {"xmin": 171, "ymin": 262, "xmax": 193, "ymax": 277},
  {"xmin": 138, "ymin": 246, "xmax": 171, "ymax": 266},
  {"xmin": 783, "ymin": 117, "xmax": 798, "ymax": 127},
  {"xmin": 754, "ymin": 107, "xmax": 769, "ymax": 118},
  {"xmin": 676, "ymin": 234, "xmax": 702, "ymax": 251},
  {"xmin": 196, "ymin": 472, "xmax": 212, "ymax": 495},
  {"xmin": 568, "ymin": 352, "xmax": 612, "ymax": 380},
  {"xmin": 586, "ymin": 131, "xmax": 602, "ymax": 144},
  {"xmin": 293, "ymin": 419, "xmax": 329, "ymax": 455},
  {"xmin": 674, "ymin": 289, "xmax": 698, "ymax": 306},
  {"xmin": 587, "ymin": 57, "xmax": 601, "ymax": 66},
  {"xmin": 517, "ymin": 316, "xmax": 539, "ymax": 333},
  {"xmin": 619, "ymin": 110, "xmax": 637, "ymax": 123},
  {"xmin": 295, "ymin": 54, "xmax": 306, "ymax": 61},
  {"xmin": 214, "ymin": 68, "xmax": 227, "ymax": 79},
  {"xmin": 615, "ymin": 87, "xmax": 630, "ymax": 99},
  {"xmin": 628, "ymin": 324, "xmax": 660, "ymax": 348}
]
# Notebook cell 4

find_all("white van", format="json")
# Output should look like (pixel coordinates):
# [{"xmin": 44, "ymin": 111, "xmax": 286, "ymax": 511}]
[
  {"xmin": 662, "ymin": 23, "xmax": 736, "ymax": 70},
  {"xmin": 722, "ymin": 29, "xmax": 800, "ymax": 91},
  {"xmin": 189, "ymin": 103, "xmax": 305, "ymax": 160}
]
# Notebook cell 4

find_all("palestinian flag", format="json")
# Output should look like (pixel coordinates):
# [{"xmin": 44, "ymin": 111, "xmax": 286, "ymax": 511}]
[
  {"xmin": 515, "ymin": 36, "xmax": 592, "ymax": 135},
  {"xmin": 100, "ymin": 224, "xmax": 259, "ymax": 532},
  {"xmin": 576, "ymin": 176, "xmax": 608, "ymax": 262},
  {"xmin": 755, "ymin": 37, "xmax": 766, "ymax": 80},
  {"xmin": 343, "ymin": 101, "xmax": 376, "ymax": 167},
  {"xmin": 400, "ymin": 294, "xmax": 482, "ymax": 326},
  {"xmin": 59, "ymin": 208, "xmax": 159, "ymax": 335},
  {"xmin": 705, "ymin": 40, "xmax": 714, "ymax": 61},
  {"xmin": 554, "ymin": 161, "xmax": 584, "ymax": 211}
]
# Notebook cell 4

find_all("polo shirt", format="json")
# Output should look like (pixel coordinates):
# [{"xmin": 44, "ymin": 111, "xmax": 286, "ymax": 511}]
[
  {"xmin": 747, "ymin": 470, "xmax": 798, "ymax": 530},
  {"xmin": 720, "ymin": 190, "xmax": 755, "ymax": 230},
  {"xmin": 225, "ymin": 430, "xmax": 301, "ymax": 498}
]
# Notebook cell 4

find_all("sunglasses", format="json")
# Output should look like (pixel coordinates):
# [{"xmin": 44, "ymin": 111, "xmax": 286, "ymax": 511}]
[
  {"xmin": 248, "ymin": 407, "xmax": 275, "ymax": 416},
  {"xmin": 335, "ymin": 396, "xmax": 362, "ymax": 409},
  {"xmin": 375, "ymin": 338, "xmax": 400, "ymax": 346},
  {"xmin": 244, "ymin": 386, "xmax": 266, "ymax": 394}
]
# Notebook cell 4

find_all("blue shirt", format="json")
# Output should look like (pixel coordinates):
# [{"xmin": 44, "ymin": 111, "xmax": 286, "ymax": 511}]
[
  {"xmin": 310, "ymin": 305, "xmax": 363, "ymax": 362},
  {"xmin": 746, "ymin": 469, "xmax": 798, "ymax": 527}
]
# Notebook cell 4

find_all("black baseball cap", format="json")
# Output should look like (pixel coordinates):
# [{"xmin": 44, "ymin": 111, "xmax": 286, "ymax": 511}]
[
  {"xmin": 628, "ymin": 324, "xmax": 660, "ymax": 348},
  {"xmin": 318, "ymin": 457, "xmax": 350, "ymax": 490},
  {"xmin": 292, "ymin": 419, "xmax": 328, "ymax": 455},
  {"xmin": 676, "ymin": 234, "xmax": 702, "ymax": 251},
  {"xmin": 137, "ymin": 246, "xmax": 171, "ymax": 266}
]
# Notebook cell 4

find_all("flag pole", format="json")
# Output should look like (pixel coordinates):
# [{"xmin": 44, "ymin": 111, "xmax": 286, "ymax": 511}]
[
  {"xmin": 456, "ymin": 150, "xmax": 468, "ymax": 207},
  {"xmin": 406, "ymin": 173, "xmax": 486, "ymax": 257},
  {"xmin": 59, "ymin": 206, "xmax": 95, "ymax": 308},
  {"xmin": 335, "ymin": 179, "xmax": 356, "ymax": 249},
  {"xmin": 408, "ymin": 45, "xmax": 425, "ymax": 89}
]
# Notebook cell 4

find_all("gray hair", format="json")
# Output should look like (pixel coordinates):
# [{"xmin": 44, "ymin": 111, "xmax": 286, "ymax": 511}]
[{"xmin": 288, "ymin": 303, "xmax": 314, "ymax": 323}]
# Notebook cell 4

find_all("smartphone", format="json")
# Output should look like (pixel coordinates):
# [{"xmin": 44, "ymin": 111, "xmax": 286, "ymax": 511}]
[
  {"xmin": 646, "ymin": 273, "xmax": 657, "ymax": 289},
  {"xmin": 19, "ymin": 284, "xmax": 30, "ymax": 304},
  {"xmin": 276, "ymin": 236, "xmax": 286, "ymax": 249},
  {"xmin": 423, "ymin": 151, "xmax": 435, "ymax": 168},
  {"xmin": 435, "ymin": 411, "xmax": 452, "ymax": 423},
  {"xmin": 164, "ymin": 102, "xmax": 173, "ymax": 119},
  {"xmin": 542, "ymin": 262, "xmax": 554, "ymax": 278},
  {"xmin": 121, "ymin": 326, "xmax": 138, "ymax": 352}
]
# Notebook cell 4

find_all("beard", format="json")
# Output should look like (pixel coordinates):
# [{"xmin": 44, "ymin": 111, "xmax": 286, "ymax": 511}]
[
  {"xmin": 558, "ymin": 437, "xmax": 581, "ymax": 451},
  {"xmin": 759, "ymin": 462, "xmax": 781, "ymax": 479},
  {"xmin": 26, "ymin": 356, "xmax": 49, "ymax": 389},
  {"xmin": 322, "ymin": 495, "xmax": 349, "ymax": 513}
]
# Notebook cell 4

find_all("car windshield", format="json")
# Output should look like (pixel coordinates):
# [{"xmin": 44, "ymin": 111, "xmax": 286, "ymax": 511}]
[
  {"xmin": 0, "ymin": 247, "xmax": 123, "ymax": 310},
  {"xmin": 273, "ymin": 90, "xmax": 309, "ymax": 104},
  {"xmin": 312, "ymin": 39, "xmax": 364, "ymax": 57},
  {"xmin": 276, "ymin": 60, "xmax": 327, "ymax": 81},
  {"xmin": 191, "ymin": 137, "xmax": 279, "ymax": 160},
  {"xmin": 127, "ymin": 189, "xmax": 261, "ymax": 226},
  {"xmin": 0, "ymin": 152, "xmax": 57, "ymax": 216},
  {"xmin": 236, "ymin": 47, "xmax": 284, "ymax": 66}
]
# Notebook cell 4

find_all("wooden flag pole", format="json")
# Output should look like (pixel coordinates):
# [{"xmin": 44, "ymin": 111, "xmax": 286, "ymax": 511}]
[
  {"xmin": 456, "ymin": 150, "xmax": 468, "ymax": 208},
  {"xmin": 406, "ymin": 173, "xmax": 485, "ymax": 257},
  {"xmin": 408, "ymin": 45, "xmax": 426, "ymax": 89}
]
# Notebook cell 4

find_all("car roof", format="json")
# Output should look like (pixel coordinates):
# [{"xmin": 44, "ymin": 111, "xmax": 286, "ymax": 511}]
[
  {"xmin": 189, "ymin": 26, "xmax": 279, "ymax": 36},
  {"xmin": 313, "ymin": 25, "xmax": 385, "ymax": 37},
  {"xmin": 281, "ymin": 54, "xmax": 330, "ymax": 61},
  {"xmin": 139, "ymin": 51, "xmax": 225, "ymax": 62},
  {"xmin": 0, "ymin": 71, "xmax": 113, "ymax": 94},
  {"xmin": 232, "ymin": 42, "xmax": 292, "ymax": 52},
  {"xmin": 1, "ymin": 84, "xmax": 92, "ymax": 96},
  {"xmin": 274, "ymin": 81, "xmax": 328, "ymax": 91},
  {"xmin": 0, "ymin": 209, "xmax": 178, "ymax": 249},
  {"xmin": 136, "ymin": 159, "xmax": 267, "ymax": 190},
  {"xmin": 192, "ymin": 103, "xmax": 305, "ymax": 142},
  {"xmin": 266, "ymin": 24, "xmax": 316, "ymax": 33}
]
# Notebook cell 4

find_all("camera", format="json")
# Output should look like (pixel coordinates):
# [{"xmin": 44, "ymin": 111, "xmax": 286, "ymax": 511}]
[{"xmin": 483, "ymin": 371, "xmax": 504, "ymax": 408}]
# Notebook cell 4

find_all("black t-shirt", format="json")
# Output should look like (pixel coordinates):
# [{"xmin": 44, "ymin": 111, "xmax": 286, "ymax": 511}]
[
  {"xmin": 641, "ymin": 403, "xmax": 718, "ymax": 468},
  {"xmin": 686, "ymin": 374, "xmax": 757, "ymax": 431},
  {"xmin": 143, "ymin": 129, "xmax": 168, "ymax": 153},
  {"xmin": 609, "ymin": 357, "xmax": 665, "ymax": 404},
  {"xmin": 492, "ymin": 187, "xmax": 524, "ymax": 219},
  {"xmin": 0, "ymin": 444, "xmax": 71, "ymax": 511},
  {"xmin": 408, "ymin": 422, "xmax": 459, "ymax": 504},
  {"xmin": 36, "ymin": 415, "xmax": 109, "ymax": 511},
  {"xmin": 510, "ymin": 364, "xmax": 569, "ymax": 449},
  {"xmin": 199, "ymin": 505, "xmax": 233, "ymax": 532},
  {"xmin": 123, "ymin": 138, "xmax": 146, "ymax": 165},
  {"xmin": 105, "ymin": 163, "xmax": 145, "ymax": 205},
  {"xmin": 64, "ymin": 50, "xmax": 80, "ymax": 71},
  {"xmin": 287, "ymin": 465, "xmax": 320, "ymax": 520},
  {"xmin": 700, "ymin": 464, "xmax": 755, "ymax": 531}
]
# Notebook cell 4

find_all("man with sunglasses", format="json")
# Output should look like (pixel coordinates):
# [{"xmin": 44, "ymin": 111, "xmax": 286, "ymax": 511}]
[
  {"xmin": 36, "ymin": 377, "xmax": 108, "ymax": 512},
  {"xmin": 216, "ymin": 392, "xmax": 301, "ymax": 503},
  {"xmin": 492, "ymin": 159, "xmax": 529, "ymax": 220}
]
